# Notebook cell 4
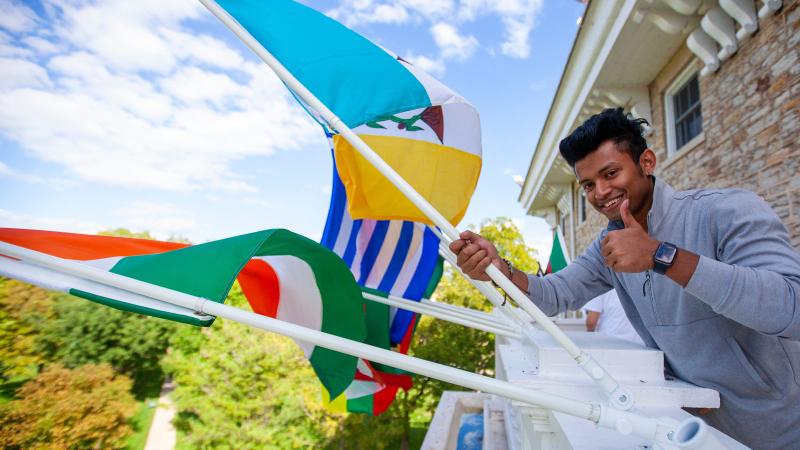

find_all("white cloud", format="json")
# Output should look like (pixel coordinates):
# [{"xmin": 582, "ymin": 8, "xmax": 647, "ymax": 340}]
[
  {"xmin": 0, "ymin": 57, "xmax": 53, "ymax": 90},
  {"xmin": 328, "ymin": 0, "xmax": 543, "ymax": 77},
  {"xmin": 0, "ymin": 1, "xmax": 320, "ymax": 194},
  {"xmin": 22, "ymin": 36, "xmax": 61, "ymax": 55},
  {"xmin": 0, "ymin": 208, "xmax": 102, "ymax": 235},
  {"xmin": 500, "ymin": 16, "xmax": 533, "ymax": 58},
  {"xmin": 459, "ymin": 0, "xmax": 543, "ymax": 58},
  {"xmin": 404, "ymin": 52, "xmax": 446, "ymax": 77},
  {"xmin": 0, "ymin": 1, "xmax": 39, "ymax": 33},
  {"xmin": 0, "ymin": 161, "xmax": 75, "ymax": 188},
  {"xmin": 431, "ymin": 23, "xmax": 477, "ymax": 61},
  {"xmin": 112, "ymin": 201, "xmax": 197, "ymax": 239},
  {"xmin": 328, "ymin": 2, "xmax": 410, "ymax": 26}
]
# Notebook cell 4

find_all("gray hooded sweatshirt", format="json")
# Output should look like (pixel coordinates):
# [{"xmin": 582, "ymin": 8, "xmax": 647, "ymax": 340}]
[{"xmin": 526, "ymin": 177, "xmax": 800, "ymax": 450}]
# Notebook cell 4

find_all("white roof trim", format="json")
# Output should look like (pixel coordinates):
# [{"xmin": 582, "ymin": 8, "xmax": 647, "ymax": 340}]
[{"xmin": 519, "ymin": 0, "xmax": 638, "ymax": 213}]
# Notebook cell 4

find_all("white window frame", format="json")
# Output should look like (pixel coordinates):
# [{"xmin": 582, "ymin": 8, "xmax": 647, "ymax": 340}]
[
  {"xmin": 664, "ymin": 61, "xmax": 703, "ymax": 157},
  {"xmin": 576, "ymin": 186, "xmax": 587, "ymax": 224}
]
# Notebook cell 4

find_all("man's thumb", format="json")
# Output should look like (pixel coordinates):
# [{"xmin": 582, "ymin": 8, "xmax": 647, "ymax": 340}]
[{"xmin": 620, "ymin": 199, "xmax": 638, "ymax": 228}]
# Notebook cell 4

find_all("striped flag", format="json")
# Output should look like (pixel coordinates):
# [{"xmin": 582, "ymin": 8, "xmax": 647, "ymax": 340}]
[
  {"xmin": 211, "ymin": 0, "xmax": 482, "ymax": 226},
  {"xmin": 0, "ymin": 228, "xmax": 366, "ymax": 398},
  {"xmin": 320, "ymin": 166, "xmax": 443, "ymax": 414},
  {"xmin": 321, "ymin": 159, "xmax": 442, "ymax": 345}
]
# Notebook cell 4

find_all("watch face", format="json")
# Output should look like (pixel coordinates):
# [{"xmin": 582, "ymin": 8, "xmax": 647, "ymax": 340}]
[{"xmin": 655, "ymin": 243, "xmax": 677, "ymax": 263}]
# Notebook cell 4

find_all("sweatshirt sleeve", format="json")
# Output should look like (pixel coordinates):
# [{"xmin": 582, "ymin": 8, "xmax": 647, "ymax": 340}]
[
  {"xmin": 526, "ymin": 236, "xmax": 614, "ymax": 316},
  {"xmin": 684, "ymin": 191, "xmax": 800, "ymax": 339}
]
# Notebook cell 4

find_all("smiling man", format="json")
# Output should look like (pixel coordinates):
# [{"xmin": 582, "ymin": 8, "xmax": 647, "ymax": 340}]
[{"xmin": 449, "ymin": 108, "xmax": 800, "ymax": 449}]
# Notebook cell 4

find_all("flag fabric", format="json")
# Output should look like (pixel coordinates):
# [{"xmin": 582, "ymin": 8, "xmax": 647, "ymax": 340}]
[
  {"xmin": 320, "ymin": 165, "xmax": 444, "ymax": 414},
  {"xmin": 213, "ymin": 0, "xmax": 482, "ymax": 226},
  {"xmin": 0, "ymin": 228, "xmax": 366, "ymax": 398},
  {"xmin": 321, "ymin": 158, "xmax": 442, "ymax": 345},
  {"xmin": 545, "ymin": 227, "xmax": 570, "ymax": 274},
  {"xmin": 322, "ymin": 286, "xmax": 436, "ymax": 415},
  {"xmin": 322, "ymin": 289, "xmax": 415, "ymax": 415}
]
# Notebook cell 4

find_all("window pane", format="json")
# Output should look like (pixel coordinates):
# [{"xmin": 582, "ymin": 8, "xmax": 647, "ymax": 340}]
[{"xmin": 673, "ymin": 74, "xmax": 702, "ymax": 150}]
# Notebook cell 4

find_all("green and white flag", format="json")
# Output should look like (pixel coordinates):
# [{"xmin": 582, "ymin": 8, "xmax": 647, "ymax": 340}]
[{"xmin": 0, "ymin": 228, "xmax": 367, "ymax": 397}]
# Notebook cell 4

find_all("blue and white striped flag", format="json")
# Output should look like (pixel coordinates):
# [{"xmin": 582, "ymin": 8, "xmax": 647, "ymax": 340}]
[{"xmin": 321, "ymin": 154, "xmax": 442, "ymax": 344}]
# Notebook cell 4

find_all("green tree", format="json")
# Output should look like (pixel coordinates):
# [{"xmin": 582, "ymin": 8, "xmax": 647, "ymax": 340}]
[
  {"xmin": 164, "ymin": 285, "xmax": 342, "ymax": 449},
  {"xmin": 0, "ymin": 363, "xmax": 136, "ymax": 449},
  {"xmin": 0, "ymin": 279, "xmax": 54, "ymax": 383},
  {"xmin": 35, "ymin": 293, "xmax": 177, "ymax": 398},
  {"xmin": 97, "ymin": 228, "xmax": 155, "ymax": 240}
]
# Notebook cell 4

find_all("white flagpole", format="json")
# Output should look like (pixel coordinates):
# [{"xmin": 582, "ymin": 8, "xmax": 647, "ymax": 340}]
[
  {"xmin": 436, "ymin": 239, "xmax": 530, "ymax": 324},
  {"xmin": 197, "ymin": 0, "xmax": 631, "ymax": 410},
  {"xmin": 0, "ymin": 241, "xmax": 730, "ymax": 449},
  {"xmin": 361, "ymin": 292, "xmax": 520, "ymax": 339},
  {"xmin": 417, "ymin": 297, "xmax": 514, "ymax": 329}
]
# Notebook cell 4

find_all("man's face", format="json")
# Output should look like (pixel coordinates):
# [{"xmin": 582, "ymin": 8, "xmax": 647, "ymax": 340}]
[{"xmin": 574, "ymin": 139, "xmax": 655, "ymax": 223}]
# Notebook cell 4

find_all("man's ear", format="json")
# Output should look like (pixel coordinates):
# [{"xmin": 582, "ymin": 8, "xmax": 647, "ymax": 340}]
[{"xmin": 639, "ymin": 148, "xmax": 657, "ymax": 176}]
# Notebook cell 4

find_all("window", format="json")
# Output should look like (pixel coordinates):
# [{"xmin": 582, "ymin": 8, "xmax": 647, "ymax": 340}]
[
  {"xmin": 577, "ymin": 189, "xmax": 587, "ymax": 224},
  {"xmin": 673, "ymin": 74, "xmax": 702, "ymax": 148},
  {"xmin": 665, "ymin": 63, "xmax": 703, "ymax": 156},
  {"xmin": 559, "ymin": 214, "xmax": 569, "ymax": 237}
]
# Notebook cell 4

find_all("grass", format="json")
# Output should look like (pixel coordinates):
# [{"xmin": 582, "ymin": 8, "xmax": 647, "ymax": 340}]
[{"xmin": 126, "ymin": 398, "xmax": 158, "ymax": 450}]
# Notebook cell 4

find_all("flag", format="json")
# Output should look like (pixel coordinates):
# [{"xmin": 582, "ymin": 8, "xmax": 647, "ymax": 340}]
[
  {"xmin": 212, "ymin": 0, "xmax": 482, "ymax": 226},
  {"xmin": 323, "ymin": 286, "xmax": 439, "ymax": 416},
  {"xmin": 0, "ymin": 228, "xmax": 366, "ymax": 398},
  {"xmin": 545, "ymin": 227, "xmax": 570, "ymax": 274},
  {"xmin": 320, "ymin": 161, "xmax": 443, "ymax": 415},
  {"xmin": 321, "ymin": 158, "xmax": 442, "ymax": 345}
]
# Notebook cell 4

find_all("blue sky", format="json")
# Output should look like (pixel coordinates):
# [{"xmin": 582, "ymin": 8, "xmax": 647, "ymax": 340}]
[{"xmin": 0, "ymin": 0, "xmax": 583, "ymax": 262}]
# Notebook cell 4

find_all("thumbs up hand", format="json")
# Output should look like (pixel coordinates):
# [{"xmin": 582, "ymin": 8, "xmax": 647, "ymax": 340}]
[{"xmin": 600, "ymin": 199, "xmax": 660, "ymax": 273}]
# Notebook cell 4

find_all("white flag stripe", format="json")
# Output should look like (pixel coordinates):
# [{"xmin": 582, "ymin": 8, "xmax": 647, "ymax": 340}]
[
  {"xmin": 332, "ymin": 210, "xmax": 353, "ymax": 256},
  {"xmin": 260, "ymin": 255, "xmax": 324, "ymax": 358},
  {"xmin": 0, "ymin": 257, "xmax": 212, "ymax": 320},
  {"xmin": 83, "ymin": 256, "xmax": 123, "ymax": 271},
  {"xmin": 389, "ymin": 223, "xmax": 424, "ymax": 297},
  {"xmin": 343, "ymin": 379, "xmax": 383, "ymax": 399},
  {"xmin": 364, "ymin": 220, "xmax": 402, "ymax": 288},
  {"xmin": 350, "ymin": 219, "xmax": 376, "ymax": 282}
]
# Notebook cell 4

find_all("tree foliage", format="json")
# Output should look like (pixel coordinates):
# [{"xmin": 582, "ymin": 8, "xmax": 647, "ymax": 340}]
[
  {"xmin": 97, "ymin": 228, "xmax": 155, "ymax": 240},
  {"xmin": 164, "ymin": 285, "xmax": 343, "ymax": 449},
  {"xmin": 0, "ymin": 279, "xmax": 55, "ymax": 382},
  {"xmin": 0, "ymin": 364, "xmax": 136, "ymax": 450},
  {"xmin": 35, "ymin": 294, "xmax": 178, "ymax": 398}
]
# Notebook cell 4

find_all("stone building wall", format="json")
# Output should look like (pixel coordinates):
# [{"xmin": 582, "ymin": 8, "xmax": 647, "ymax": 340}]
[{"xmin": 572, "ymin": 0, "xmax": 800, "ymax": 256}]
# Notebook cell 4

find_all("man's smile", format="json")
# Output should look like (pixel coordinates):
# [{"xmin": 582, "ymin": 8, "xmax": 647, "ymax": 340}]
[{"xmin": 599, "ymin": 194, "xmax": 624, "ymax": 211}]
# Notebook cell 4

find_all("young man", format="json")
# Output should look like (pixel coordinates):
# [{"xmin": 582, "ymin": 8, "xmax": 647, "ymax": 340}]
[{"xmin": 449, "ymin": 108, "xmax": 800, "ymax": 449}]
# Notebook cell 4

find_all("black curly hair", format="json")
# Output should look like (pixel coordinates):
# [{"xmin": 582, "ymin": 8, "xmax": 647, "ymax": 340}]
[{"xmin": 558, "ymin": 107, "xmax": 650, "ymax": 167}]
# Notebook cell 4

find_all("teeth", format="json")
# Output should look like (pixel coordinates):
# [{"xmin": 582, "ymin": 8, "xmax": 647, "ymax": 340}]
[{"xmin": 603, "ymin": 197, "xmax": 621, "ymax": 208}]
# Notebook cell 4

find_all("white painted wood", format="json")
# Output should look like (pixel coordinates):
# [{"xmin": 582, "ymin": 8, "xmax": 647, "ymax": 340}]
[
  {"xmin": 720, "ymin": 0, "xmax": 758, "ymax": 40},
  {"xmin": 701, "ymin": 7, "xmax": 739, "ymax": 61}
]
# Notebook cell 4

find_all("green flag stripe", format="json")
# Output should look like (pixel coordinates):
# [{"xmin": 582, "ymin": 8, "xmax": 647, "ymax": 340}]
[
  {"xmin": 70, "ymin": 289, "xmax": 214, "ymax": 327},
  {"xmin": 109, "ymin": 230, "xmax": 268, "ymax": 303},
  {"xmin": 346, "ymin": 395, "xmax": 374, "ymax": 414}
]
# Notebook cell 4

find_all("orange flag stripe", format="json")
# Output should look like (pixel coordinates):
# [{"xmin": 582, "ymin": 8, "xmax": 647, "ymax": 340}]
[{"xmin": 0, "ymin": 228, "xmax": 187, "ymax": 261}]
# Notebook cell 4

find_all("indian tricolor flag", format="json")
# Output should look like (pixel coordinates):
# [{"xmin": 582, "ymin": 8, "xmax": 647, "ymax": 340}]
[
  {"xmin": 0, "ymin": 228, "xmax": 366, "ymax": 398},
  {"xmin": 209, "ymin": 0, "xmax": 482, "ymax": 226}
]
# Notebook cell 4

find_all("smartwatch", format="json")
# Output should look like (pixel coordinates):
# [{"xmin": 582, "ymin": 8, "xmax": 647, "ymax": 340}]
[{"xmin": 653, "ymin": 242, "xmax": 678, "ymax": 275}]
